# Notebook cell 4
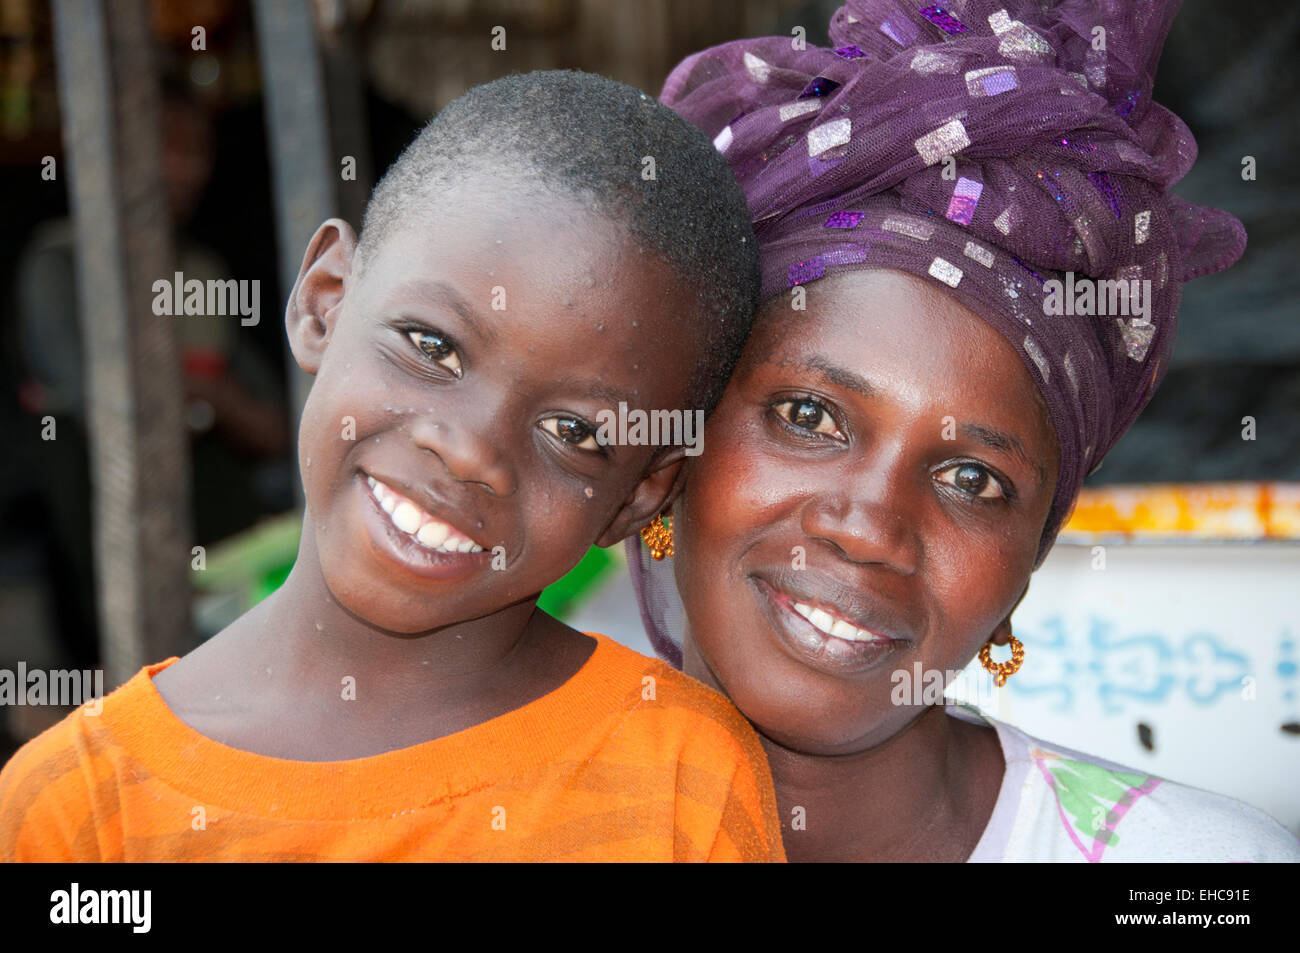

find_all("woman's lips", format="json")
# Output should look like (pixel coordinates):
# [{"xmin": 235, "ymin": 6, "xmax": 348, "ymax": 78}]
[
  {"xmin": 787, "ymin": 599, "xmax": 889, "ymax": 644},
  {"xmin": 357, "ymin": 472, "xmax": 490, "ymax": 580},
  {"xmin": 754, "ymin": 577, "xmax": 907, "ymax": 675}
]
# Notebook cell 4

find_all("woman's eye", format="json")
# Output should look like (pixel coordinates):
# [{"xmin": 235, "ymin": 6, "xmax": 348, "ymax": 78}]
[
  {"xmin": 938, "ymin": 463, "xmax": 1005, "ymax": 500},
  {"xmin": 407, "ymin": 329, "xmax": 462, "ymax": 376},
  {"xmin": 540, "ymin": 416, "xmax": 602, "ymax": 452},
  {"xmin": 776, "ymin": 399, "xmax": 843, "ymax": 439}
]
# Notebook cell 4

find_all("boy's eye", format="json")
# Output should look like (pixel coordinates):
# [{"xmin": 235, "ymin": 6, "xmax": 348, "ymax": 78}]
[
  {"xmin": 937, "ymin": 462, "xmax": 1005, "ymax": 500},
  {"xmin": 407, "ymin": 329, "xmax": 462, "ymax": 377},
  {"xmin": 775, "ymin": 398, "xmax": 843, "ymax": 440},
  {"xmin": 540, "ymin": 415, "xmax": 602, "ymax": 452}
]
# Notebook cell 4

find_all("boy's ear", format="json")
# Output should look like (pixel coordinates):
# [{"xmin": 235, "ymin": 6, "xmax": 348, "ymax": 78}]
[
  {"xmin": 594, "ymin": 446, "xmax": 690, "ymax": 548},
  {"xmin": 285, "ymin": 218, "xmax": 358, "ymax": 375}
]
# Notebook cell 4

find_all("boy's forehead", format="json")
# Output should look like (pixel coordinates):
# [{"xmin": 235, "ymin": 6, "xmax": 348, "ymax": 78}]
[
  {"xmin": 368, "ymin": 187, "xmax": 621, "ymax": 279},
  {"xmin": 356, "ymin": 202, "xmax": 698, "ymax": 348},
  {"xmin": 361, "ymin": 196, "xmax": 679, "ymax": 315},
  {"xmin": 395, "ymin": 167, "xmax": 605, "ymax": 239},
  {"xmin": 348, "ymin": 201, "xmax": 699, "ymax": 403}
]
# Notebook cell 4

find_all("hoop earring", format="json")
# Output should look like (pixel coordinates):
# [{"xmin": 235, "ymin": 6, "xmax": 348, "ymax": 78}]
[
  {"xmin": 979, "ymin": 634, "xmax": 1024, "ymax": 687},
  {"xmin": 640, "ymin": 513, "xmax": 673, "ymax": 560}
]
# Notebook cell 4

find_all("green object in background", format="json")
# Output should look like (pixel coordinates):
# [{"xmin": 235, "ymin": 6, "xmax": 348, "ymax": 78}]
[
  {"xmin": 252, "ymin": 561, "xmax": 294, "ymax": 604},
  {"xmin": 537, "ymin": 545, "xmax": 619, "ymax": 620},
  {"xmin": 193, "ymin": 511, "xmax": 620, "ymax": 623},
  {"xmin": 192, "ymin": 511, "xmax": 301, "ymax": 606},
  {"xmin": 190, "ymin": 511, "xmax": 301, "ymax": 639}
]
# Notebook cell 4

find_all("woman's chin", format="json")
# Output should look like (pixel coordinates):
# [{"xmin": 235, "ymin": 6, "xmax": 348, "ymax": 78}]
[{"xmin": 734, "ymin": 687, "xmax": 930, "ymax": 757}]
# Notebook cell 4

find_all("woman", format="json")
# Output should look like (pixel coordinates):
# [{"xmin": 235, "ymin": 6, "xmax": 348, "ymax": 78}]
[{"xmin": 628, "ymin": 0, "xmax": 1300, "ymax": 861}]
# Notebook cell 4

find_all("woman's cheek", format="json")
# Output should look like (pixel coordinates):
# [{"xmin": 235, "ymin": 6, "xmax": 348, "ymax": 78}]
[
  {"xmin": 926, "ymin": 547, "xmax": 1027, "ymax": 666},
  {"xmin": 703, "ymin": 419, "xmax": 789, "ymax": 513}
]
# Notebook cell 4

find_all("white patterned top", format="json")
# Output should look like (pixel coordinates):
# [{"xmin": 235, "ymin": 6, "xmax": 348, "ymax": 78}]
[{"xmin": 953, "ymin": 706, "xmax": 1300, "ymax": 862}]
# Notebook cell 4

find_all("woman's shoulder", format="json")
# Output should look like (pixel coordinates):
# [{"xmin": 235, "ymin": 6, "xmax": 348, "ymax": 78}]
[{"xmin": 962, "ymin": 708, "xmax": 1300, "ymax": 863}]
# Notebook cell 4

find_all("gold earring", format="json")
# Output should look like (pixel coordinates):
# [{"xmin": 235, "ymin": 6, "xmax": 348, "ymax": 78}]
[
  {"xmin": 979, "ymin": 634, "xmax": 1024, "ymax": 687},
  {"xmin": 641, "ymin": 513, "xmax": 673, "ymax": 560}
]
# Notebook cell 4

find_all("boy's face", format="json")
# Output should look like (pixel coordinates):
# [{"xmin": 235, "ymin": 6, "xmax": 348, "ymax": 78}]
[
  {"xmin": 675, "ymin": 269, "xmax": 1059, "ymax": 756},
  {"xmin": 290, "ymin": 174, "xmax": 703, "ymax": 633}
]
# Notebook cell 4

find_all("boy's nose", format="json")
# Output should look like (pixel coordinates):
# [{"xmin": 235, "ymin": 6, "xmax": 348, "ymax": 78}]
[{"xmin": 407, "ymin": 414, "xmax": 516, "ymax": 497}]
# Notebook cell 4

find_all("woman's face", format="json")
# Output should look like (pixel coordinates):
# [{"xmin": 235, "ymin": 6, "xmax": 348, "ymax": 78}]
[{"xmin": 675, "ymin": 269, "xmax": 1059, "ymax": 756}]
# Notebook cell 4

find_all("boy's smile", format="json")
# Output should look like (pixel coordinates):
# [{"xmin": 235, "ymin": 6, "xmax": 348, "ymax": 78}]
[
  {"xmin": 676, "ymin": 269, "xmax": 1060, "ymax": 756},
  {"xmin": 357, "ymin": 472, "xmax": 487, "ymax": 579},
  {"xmin": 293, "ymin": 172, "xmax": 703, "ymax": 634},
  {"xmin": 365, "ymin": 474, "xmax": 485, "ymax": 552}
]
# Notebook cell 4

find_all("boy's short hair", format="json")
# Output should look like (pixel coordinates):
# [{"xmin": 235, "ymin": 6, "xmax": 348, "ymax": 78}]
[{"xmin": 356, "ymin": 70, "xmax": 760, "ymax": 414}]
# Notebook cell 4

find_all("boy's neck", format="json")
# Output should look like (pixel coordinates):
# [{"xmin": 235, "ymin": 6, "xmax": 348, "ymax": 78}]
[
  {"xmin": 154, "ymin": 528, "xmax": 596, "ymax": 760},
  {"xmin": 264, "ymin": 536, "xmax": 540, "ymax": 689}
]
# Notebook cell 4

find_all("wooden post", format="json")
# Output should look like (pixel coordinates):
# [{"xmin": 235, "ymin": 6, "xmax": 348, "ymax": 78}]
[
  {"xmin": 50, "ymin": 0, "xmax": 193, "ymax": 686},
  {"xmin": 252, "ymin": 0, "xmax": 338, "ymax": 482}
]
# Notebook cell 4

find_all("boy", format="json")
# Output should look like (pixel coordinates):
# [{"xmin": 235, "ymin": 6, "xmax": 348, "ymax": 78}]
[{"xmin": 0, "ymin": 71, "xmax": 782, "ymax": 861}]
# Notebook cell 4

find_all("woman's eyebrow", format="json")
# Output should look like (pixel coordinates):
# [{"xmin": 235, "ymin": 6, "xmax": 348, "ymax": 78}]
[
  {"xmin": 960, "ymin": 422, "xmax": 1046, "ymax": 484},
  {"xmin": 777, "ymin": 355, "xmax": 875, "ymax": 399}
]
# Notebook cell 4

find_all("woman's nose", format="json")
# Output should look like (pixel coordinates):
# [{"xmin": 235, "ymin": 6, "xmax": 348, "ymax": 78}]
[{"xmin": 801, "ymin": 451, "xmax": 921, "ymax": 575}]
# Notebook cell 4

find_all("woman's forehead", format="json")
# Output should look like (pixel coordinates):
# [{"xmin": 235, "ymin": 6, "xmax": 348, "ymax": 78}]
[{"xmin": 750, "ymin": 269, "xmax": 1056, "ymax": 444}]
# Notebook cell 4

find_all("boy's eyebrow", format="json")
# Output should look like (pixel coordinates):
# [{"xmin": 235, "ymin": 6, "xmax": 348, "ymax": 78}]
[
  {"xmin": 959, "ymin": 423, "xmax": 1046, "ymax": 484},
  {"xmin": 391, "ymin": 279, "xmax": 495, "ymax": 342},
  {"xmin": 552, "ymin": 377, "xmax": 632, "ymax": 408}
]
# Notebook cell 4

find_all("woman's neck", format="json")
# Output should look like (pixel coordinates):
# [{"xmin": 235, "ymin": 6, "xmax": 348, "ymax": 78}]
[{"xmin": 758, "ymin": 704, "xmax": 1005, "ymax": 862}]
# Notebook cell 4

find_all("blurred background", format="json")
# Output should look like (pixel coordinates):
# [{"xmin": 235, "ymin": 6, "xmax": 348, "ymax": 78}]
[{"xmin": 0, "ymin": 0, "xmax": 1296, "ymax": 830}]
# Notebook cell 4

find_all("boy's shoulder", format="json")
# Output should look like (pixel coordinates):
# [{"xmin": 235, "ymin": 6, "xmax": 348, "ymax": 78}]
[
  {"xmin": 582, "ymin": 632, "xmax": 764, "ymax": 749},
  {"xmin": 1, "ymin": 660, "xmax": 160, "ymax": 777},
  {"xmin": 0, "ymin": 662, "xmax": 163, "ymax": 861},
  {"xmin": 573, "ymin": 634, "xmax": 783, "ymax": 861}
]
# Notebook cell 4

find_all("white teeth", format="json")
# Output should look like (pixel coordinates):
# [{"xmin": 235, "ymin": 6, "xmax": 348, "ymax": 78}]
[
  {"xmin": 808, "ymin": 608, "xmax": 834, "ymax": 632},
  {"xmin": 366, "ymin": 475, "xmax": 484, "ymax": 555},
  {"xmin": 790, "ymin": 600, "xmax": 881, "ymax": 643},
  {"xmin": 416, "ymin": 520, "xmax": 450, "ymax": 549},
  {"xmin": 392, "ymin": 501, "xmax": 423, "ymax": 534},
  {"xmin": 830, "ymin": 619, "xmax": 858, "ymax": 640}
]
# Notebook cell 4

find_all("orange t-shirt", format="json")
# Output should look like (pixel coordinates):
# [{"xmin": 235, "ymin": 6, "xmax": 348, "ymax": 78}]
[{"xmin": 0, "ymin": 634, "xmax": 784, "ymax": 862}]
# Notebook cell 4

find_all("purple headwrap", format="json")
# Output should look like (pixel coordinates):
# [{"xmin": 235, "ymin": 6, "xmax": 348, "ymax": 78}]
[{"xmin": 629, "ymin": 0, "xmax": 1246, "ymax": 668}]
